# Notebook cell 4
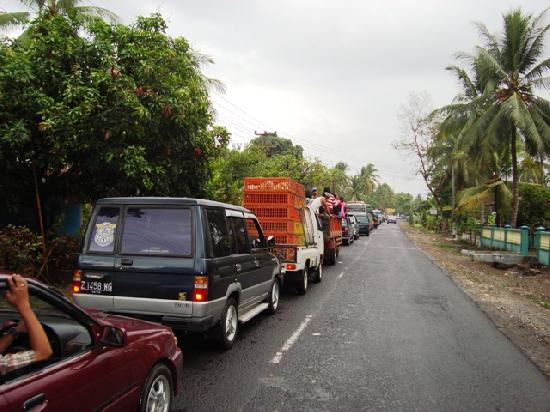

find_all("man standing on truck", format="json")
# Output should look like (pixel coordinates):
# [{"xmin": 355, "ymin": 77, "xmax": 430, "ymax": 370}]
[{"xmin": 310, "ymin": 187, "xmax": 329, "ymax": 216}]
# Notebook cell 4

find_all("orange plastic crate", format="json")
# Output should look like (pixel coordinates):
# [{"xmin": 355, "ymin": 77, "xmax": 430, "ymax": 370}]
[
  {"xmin": 243, "ymin": 192, "xmax": 305, "ymax": 209},
  {"xmin": 272, "ymin": 233, "xmax": 305, "ymax": 245},
  {"xmin": 251, "ymin": 219, "xmax": 304, "ymax": 233},
  {"xmin": 247, "ymin": 206, "xmax": 302, "ymax": 221},
  {"xmin": 272, "ymin": 246, "xmax": 297, "ymax": 262},
  {"xmin": 244, "ymin": 177, "xmax": 305, "ymax": 197}
]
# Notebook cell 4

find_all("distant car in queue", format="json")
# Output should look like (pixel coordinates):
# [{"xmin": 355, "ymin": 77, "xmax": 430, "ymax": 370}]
[
  {"xmin": 342, "ymin": 216, "xmax": 355, "ymax": 245},
  {"xmin": 387, "ymin": 215, "xmax": 397, "ymax": 224},
  {"xmin": 355, "ymin": 213, "xmax": 371, "ymax": 236}
]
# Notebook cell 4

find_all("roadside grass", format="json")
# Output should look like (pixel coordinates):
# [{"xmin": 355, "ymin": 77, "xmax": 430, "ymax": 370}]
[
  {"xmin": 524, "ymin": 293, "xmax": 550, "ymax": 310},
  {"xmin": 433, "ymin": 240, "xmax": 462, "ymax": 255}
]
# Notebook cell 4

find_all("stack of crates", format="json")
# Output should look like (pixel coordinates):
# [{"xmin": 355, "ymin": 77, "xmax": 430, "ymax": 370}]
[{"xmin": 243, "ymin": 177, "xmax": 306, "ymax": 245}]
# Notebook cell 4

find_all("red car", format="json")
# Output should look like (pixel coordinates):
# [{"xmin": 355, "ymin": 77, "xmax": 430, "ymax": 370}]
[{"xmin": 0, "ymin": 274, "xmax": 182, "ymax": 412}]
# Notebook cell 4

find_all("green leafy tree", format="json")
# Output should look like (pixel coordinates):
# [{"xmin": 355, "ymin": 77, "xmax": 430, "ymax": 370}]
[
  {"xmin": 394, "ymin": 193, "xmax": 414, "ymax": 215},
  {"xmin": 370, "ymin": 183, "xmax": 395, "ymax": 211},
  {"xmin": 249, "ymin": 133, "xmax": 303, "ymax": 158},
  {"xmin": 517, "ymin": 183, "xmax": 550, "ymax": 227},
  {"xmin": 0, "ymin": 13, "xmax": 227, "ymax": 256}
]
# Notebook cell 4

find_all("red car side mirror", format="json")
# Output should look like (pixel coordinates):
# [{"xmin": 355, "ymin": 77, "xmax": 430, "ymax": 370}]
[{"xmin": 100, "ymin": 326, "xmax": 126, "ymax": 347}]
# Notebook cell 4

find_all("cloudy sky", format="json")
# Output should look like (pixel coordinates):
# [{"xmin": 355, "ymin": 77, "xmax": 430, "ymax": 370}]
[{"xmin": 3, "ymin": 0, "xmax": 549, "ymax": 195}]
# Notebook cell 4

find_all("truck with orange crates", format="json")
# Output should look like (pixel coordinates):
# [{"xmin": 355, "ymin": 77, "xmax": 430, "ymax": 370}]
[{"xmin": 243, "ymin": 177, "xmax": 324, "ymax": 295}]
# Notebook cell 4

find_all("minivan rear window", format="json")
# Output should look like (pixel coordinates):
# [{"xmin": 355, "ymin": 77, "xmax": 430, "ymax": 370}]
[
  {"xmin": 89, "ymin": 207, "xmax": 120, "ymax": 253},
  {"xmin": 121, "ymin": 208, "xmax": 192, "ymax": 256}
]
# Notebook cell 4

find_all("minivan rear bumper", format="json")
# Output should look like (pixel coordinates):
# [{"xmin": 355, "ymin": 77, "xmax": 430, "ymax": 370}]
[
  {"xmin": 162, "ymin": 315, "xmax": 217, "ymax": 332},
  {"xmin": 74, "ymin": 293, "xmax": 225, "ymax": 333}
]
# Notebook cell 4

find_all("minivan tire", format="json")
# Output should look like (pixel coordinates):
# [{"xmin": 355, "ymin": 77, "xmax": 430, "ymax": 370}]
[
  {"xmin": 296, "ymin": 266, "xmax": 309, "ymax": 295},
  {"xmin": 217, "ymin": 297, "xmax": 238, "ymax": 350},
  {"xmin": 266, "ymin": 279, "xmax": 280, "ymax": 314},
  {"xmin": 139, "ymin": 363, "xmax": 174, "ymax": 412}
]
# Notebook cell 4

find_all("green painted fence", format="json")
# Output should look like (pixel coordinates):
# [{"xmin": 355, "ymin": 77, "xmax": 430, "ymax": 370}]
[
  {"xmin": 479, "ymin": 225, "xmax": 529, "ymax": 256},
  {"xmin": 534, "ymin": 227, "xmax": 550, "ymax": 265}
]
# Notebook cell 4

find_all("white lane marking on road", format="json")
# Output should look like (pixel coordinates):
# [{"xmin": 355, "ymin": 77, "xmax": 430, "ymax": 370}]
[
  {"xmin": 270, "ymin": 315, "xmax": 312, "ymax": 364},
  {"xmin": 337, "ymin": 271, "xmax": 345, "ymax": 279}
]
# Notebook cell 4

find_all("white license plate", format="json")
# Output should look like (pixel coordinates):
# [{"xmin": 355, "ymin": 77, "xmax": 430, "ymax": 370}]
[{"xmin": 81, "ymin": 279, "xmax": 112, "ymax": 295}]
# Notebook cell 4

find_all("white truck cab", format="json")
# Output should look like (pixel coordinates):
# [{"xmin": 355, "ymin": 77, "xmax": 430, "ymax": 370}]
[{"xmin": 278, "ymin": 206, "xmax": 324, "ymax": 295}]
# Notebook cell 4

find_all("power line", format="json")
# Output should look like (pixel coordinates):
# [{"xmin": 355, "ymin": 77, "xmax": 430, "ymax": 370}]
[{"xmin": 211, "ymin": 91, "xmax": 416, "ymax": 180}]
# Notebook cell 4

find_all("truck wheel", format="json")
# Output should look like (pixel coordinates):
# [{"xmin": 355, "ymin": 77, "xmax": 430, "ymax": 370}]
[
  {"xmin": 266, "ymin": 279, "xmax": 280, "ymax": 314},
  {"xmin": 216, "ymin": 297, "xmax": 238, "ymax": 350},
  {"xmin": 325, "ymin": 250, "xmax": 336, "ymax": 266},
  {"xmin": 313, "ymin": 261, "xmax": 323, "ymax": 283},
  {"xmin": 296, "ymin": 267, "xmax": 308, "ymax": 295}
]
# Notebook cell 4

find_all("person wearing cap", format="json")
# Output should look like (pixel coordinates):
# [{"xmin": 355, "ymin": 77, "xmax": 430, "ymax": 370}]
[
  {"xmin": 311, "ymin": 187, "xmax": 318, "ymax": 199},
  {"xmin": 0, "ymin": 274, "xmax": 53, "ymax": 375},
  {"xmin": 310, "ymin": 187, "xmax": 328, "ymax": 216}
]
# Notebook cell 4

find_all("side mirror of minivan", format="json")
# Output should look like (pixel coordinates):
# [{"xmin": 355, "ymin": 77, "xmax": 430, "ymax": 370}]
[
  {"xmin": 100, "ymin": 326, "xmax": 126, "ymax": 347},
  {"xmin": 267, "ymin": 235, "xmax": 276, "ymax": 248}
]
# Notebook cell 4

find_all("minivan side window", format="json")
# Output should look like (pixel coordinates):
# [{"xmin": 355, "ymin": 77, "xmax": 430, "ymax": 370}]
[
  {"xmin": 121, "ymin": 208, "xmax": 192, "ymax": 256},
  {"xmin": 88, "ymin": 207, "xmax": 120, "ymax": 253},
  {"xmin": 228, "ymin": 217, "xmax": 248, "ymax": 254},
  {"xmin": 205, "ymin": 209, "xmax": 232, "ymax": 258},
  {"xmin": 245, "ymin": 218, "xmax": 266, "ymax": 249}
]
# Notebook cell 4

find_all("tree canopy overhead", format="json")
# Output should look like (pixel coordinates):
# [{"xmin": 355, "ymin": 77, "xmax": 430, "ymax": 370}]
[{"xmin": 0, "ymin": 12, "xmax": 228, "ymax": 225}]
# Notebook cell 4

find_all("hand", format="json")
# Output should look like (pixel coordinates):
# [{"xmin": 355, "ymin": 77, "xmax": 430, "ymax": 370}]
[
  {"xmin": 5, "ymin": 274, "xmax": 31, "ymax": 312},
  {"xmin": 16, "ymin": 319, "xmax": 27, "ymax": 334}
]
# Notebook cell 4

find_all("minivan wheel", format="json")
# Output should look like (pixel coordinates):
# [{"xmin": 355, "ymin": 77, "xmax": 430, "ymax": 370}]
[
  {"xmin": 139, "ymin": 364, "xmax": 173, "ymax": 412},
  {"xmin": 217, "ymin": 297, "xmax": 238, "ymax": 350},
  {"xmin": 313, "ymin": 261, "xmax": 323, "ymax": 283},
  {"xmin": 266, "ymin": 279, "xmax": 280, "ymax": 314},
  {"xmin": 296, "ymin": 267, "xmax": 308, "ymax": 295}
]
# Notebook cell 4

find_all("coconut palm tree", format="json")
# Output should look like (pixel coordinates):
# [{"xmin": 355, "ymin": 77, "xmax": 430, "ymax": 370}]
[
  {"xmin": 0, "ymin": 0, "xmax": 119, "ymax": 30},
  {"xmin": 360, "ymin": 163, "xmax": 379, "ymax": 196},
  {"xmin": 349, "ymin": 175, "xmax": 365, "ymax": 201},
  {"xmin": 460, "ymin": 8, "xmax": 550, "ymax": 227}
]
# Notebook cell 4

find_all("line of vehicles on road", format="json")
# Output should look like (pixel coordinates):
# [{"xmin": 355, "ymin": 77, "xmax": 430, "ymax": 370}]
[{"xmin": 0, "ymin": 178, "xmax": 382, "ymax": 411}]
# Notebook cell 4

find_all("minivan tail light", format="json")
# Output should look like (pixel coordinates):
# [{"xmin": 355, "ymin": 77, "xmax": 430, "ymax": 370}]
[
  {"xmin": 192, "ymin": 276, "xmax": 208, "ymax": 302},
  {"xmin": 72, "ymin": 269, "xmax": 81, "ymax": 294}
]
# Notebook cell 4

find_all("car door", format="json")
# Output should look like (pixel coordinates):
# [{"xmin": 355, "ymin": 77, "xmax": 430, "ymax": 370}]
[
  {"xmin": 1, "ymin": 287, "xmax": 133, "ymax": 412},
  {"xmin": 244, "ymin": 214, "xmax": 277, "ymax": 296},
  {"xmin": 226, "ymin": 212, "xmax": 258, "ymax": 309}
]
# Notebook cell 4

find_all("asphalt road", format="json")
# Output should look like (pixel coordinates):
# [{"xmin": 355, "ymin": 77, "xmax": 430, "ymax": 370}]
[{"xmin": 176, "ymin": 223, "xmax": 550, "ymax": 411}]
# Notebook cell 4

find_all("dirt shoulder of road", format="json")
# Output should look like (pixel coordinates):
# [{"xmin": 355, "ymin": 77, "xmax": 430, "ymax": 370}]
[{"xmin": 399, "ymin": 221, "xmax": 550, "ymax": 378}]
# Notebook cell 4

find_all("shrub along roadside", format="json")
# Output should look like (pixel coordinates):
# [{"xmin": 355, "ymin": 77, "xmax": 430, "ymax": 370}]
[{"xmin": 0, "ymin": 225, "xmax": 80, "ymax": 285}]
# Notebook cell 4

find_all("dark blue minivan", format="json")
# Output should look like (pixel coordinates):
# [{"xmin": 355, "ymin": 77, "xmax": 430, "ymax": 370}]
[{"xmin": 73, "ymin": 197, "xmax": 281, "ymax": 349}]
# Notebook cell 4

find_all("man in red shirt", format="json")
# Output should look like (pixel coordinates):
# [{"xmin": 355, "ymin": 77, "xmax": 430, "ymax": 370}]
[{"xmin": 0, "ymin": 274, "xmax": 53, "ymax": 375}]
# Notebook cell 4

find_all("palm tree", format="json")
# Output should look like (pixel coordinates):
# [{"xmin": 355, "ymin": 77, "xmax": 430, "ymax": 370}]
[
  {"xmin": 0, "ymin": 0, "xmax": 119, "ymax": 30},
  {"xmin": 460, "ymin": 8, "xmax": 550, "ymax": 227},
  {"xmin": 349, "ymin": 175, "xmax": 365, "ymax": 201},
  {"xmin": 360, "ymin": 163, "xmax": 379, "ymax": 196}
]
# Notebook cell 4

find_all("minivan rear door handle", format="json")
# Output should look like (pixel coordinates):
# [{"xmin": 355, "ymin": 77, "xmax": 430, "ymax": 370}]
[{"xmin": 121, "ymin": 258, "xmax": 133, "ymax": 266}]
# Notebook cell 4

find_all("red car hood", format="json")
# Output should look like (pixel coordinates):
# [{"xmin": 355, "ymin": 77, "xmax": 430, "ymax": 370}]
[{"xmin": 84, "ymin": 309, "xmax": 173, "ymax": 343}]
